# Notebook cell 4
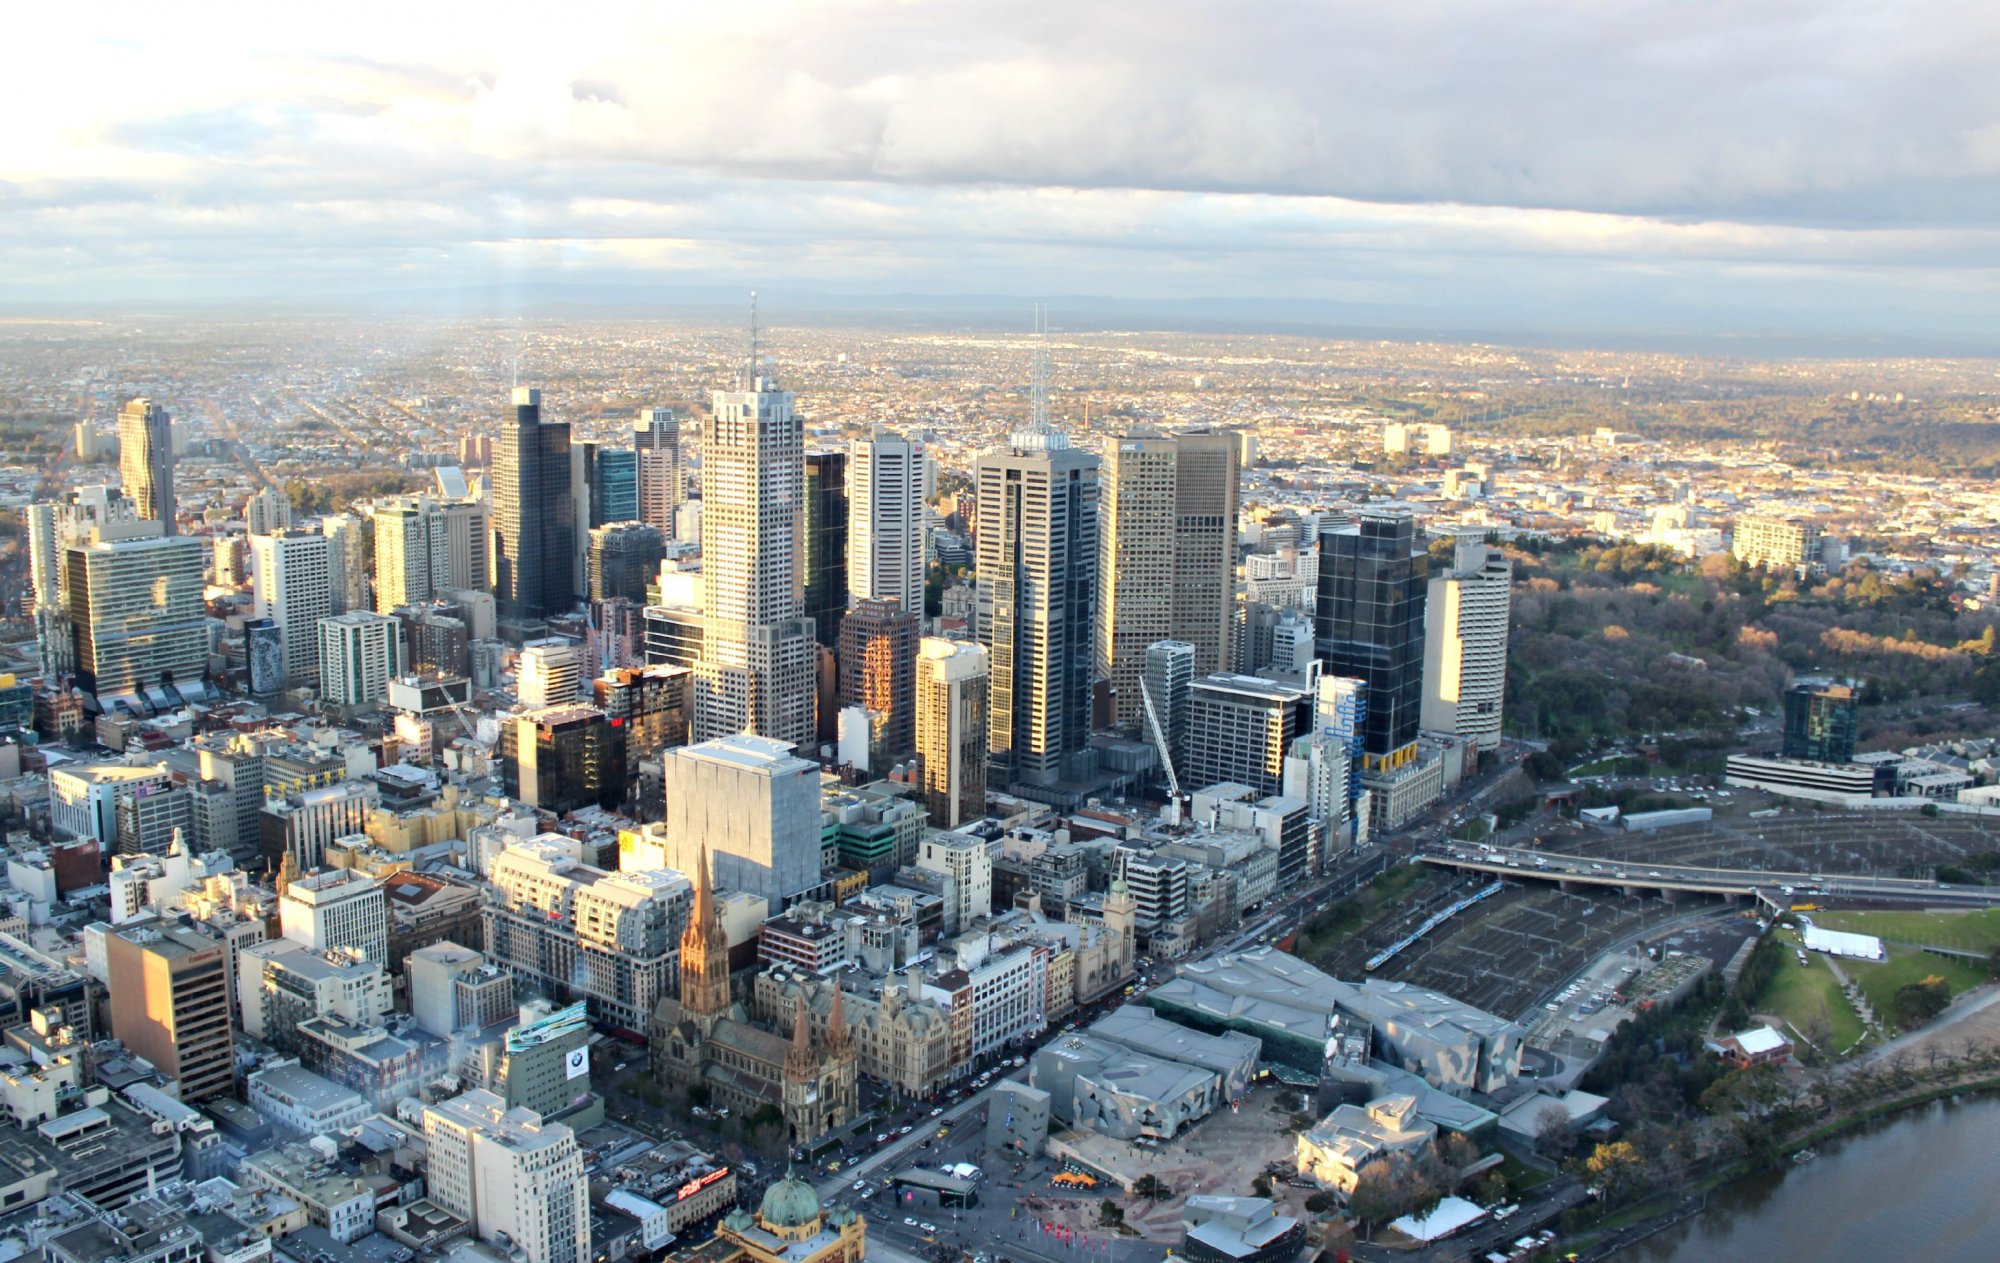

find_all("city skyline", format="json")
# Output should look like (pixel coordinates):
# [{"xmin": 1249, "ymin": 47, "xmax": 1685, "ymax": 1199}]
[{"xmin": 5, "ymin": 3, "xmax": 1997, "ymax": 346}]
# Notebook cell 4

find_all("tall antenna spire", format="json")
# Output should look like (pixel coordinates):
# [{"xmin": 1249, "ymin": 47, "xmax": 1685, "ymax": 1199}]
[
  {"xmin": 747, "ymin": 290, "xmax": 759, "ymax": 390},
  {"xmin": 1030, "ymin": 303, "xmax": 1051, "ymax": 430}
]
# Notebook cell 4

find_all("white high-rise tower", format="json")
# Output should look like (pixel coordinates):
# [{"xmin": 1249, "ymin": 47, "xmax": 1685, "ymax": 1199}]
[
  {"xmin": 1421, "ymin": 537, "xmax": 1512, "ymax": 750},
  {"xmin": 694, "ymin": 297, "xmax": 816, "ymax": 748},
  {"xmin": 849, "ymin": 426, "xmax": 927, "ymax": 615},
  {"xmin": 250, "ymin": 529, "xmax": 333, "ymax": 687}
]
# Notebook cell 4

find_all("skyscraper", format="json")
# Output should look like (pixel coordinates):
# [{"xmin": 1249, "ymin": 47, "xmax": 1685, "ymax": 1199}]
[
  {"xmin": 694, "ymin": 315, "xmax": 816, "ymax": 748},
  {"xmin": 1142, "ymin": 640, "xmax": 1195, "ymax": 773},
  {"xmin": 321, "ymin": 512, "xmax": 370, "ymax": 613},
  {"xmin": 586, "ymin": 522, "xmax": 664, "ymax": 603},
  {"xmin": 373, "ymin": 497, "xmax": 452, "ymax": 611},
  {"xmin": 250, "ymin": 529, "xmax": 332, "ymax": 687},
  {"xmin": 491, "ymin": 387, "xmax": 576, "ymax": 629},
  {"xmin": 975, "ymin": 392, "xmax": 1099, "ymax": 788},
  {"xmin": 501, "ymin": 705, "xmax": 620, "ymax": 815},
  {"xmin": 244, "ymin": 487, "xmax": 293, "ymax": 535},
  {"xmin": 849, "ymin": 427, "xmax": 927, "ymax": 616},
  {"xmin": 318, "ymin": 610, "xmax": 401, "ymax": 710},
  {"xmin": 1097, "ymin": 430, "xmax": 1239, "ymax": 729},
  {"xmin": 1782, "ymin": 680, "xmax": 1858, "ymax": 763},
  {"xmin": 117, "ymin": 397, "xmax": 176, "ymax": 534},
  {"xmin": 441, "ymin": 497, "xmax": 491, "ymax": 594},
  {"xmin": 518, "ymin": 640, "xmax": 583, "ymax": 708},
  {"xmin": 838, "ymin": 596, "xmax": 920, "ymax": 762},
  {"xmin": 1184, "ymin": 673, "xmax": 1313, "ymax": 798},
  {"xmin": 804, "ymin": 451, "xmax": 850, "ymax": 650},
  {"xmin": 1315, "ymin": 512, "xmax": 1429, "ymax": 767},
  {"xmin": 1421, "ymin": 538, "xmax": 1513, "ymax": 751},
  {"xmin": 66, "ymin": 523, "xmax": 208, "ymax": 705},
  {"xmin": 591, "ymin": 447, "xmax": 638, "ymax": 525},
  {"xmin": 915, "ymin": 637, "xmax": 988, "ymax": 829},
  {"xmin": 633, "ymin": 408, "xmax": 683, "ymax": 534}
]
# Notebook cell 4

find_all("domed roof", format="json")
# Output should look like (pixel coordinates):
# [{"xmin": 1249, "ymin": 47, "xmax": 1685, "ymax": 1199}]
[{"xmin": 759, "ymin": 1173, "xmax": 822, "ymax": 1229}]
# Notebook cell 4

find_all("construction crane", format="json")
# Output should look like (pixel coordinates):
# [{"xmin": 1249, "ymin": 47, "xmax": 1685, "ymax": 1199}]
[{"xmin": 1137, "ymin": 673, "xmax": 1184, "ymax": 826}]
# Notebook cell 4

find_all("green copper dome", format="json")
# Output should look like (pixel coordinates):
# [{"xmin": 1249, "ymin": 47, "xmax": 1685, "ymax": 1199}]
[{"xmin": 760, "ymin": 1174, "xmax": 822, "ymax": 1229}]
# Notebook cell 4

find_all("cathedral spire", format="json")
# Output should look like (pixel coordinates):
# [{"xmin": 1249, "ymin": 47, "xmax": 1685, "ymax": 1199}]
[
  {"xmin": 824, "ymin": 984, "xmax": 852, "ymax": 1057},
  {"xmin": 784, "ymin": 998, "xmax": 816, "ymax": 1080},
  {"xmin": 680, "ymin": 843, "xmax": 732, "ymax": 1018}
]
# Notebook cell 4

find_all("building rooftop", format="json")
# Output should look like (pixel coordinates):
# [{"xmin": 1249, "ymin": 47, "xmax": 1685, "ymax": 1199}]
[{"xmin": 249, "ymin": 1060, "xmax": 368, "ymax": 1117}]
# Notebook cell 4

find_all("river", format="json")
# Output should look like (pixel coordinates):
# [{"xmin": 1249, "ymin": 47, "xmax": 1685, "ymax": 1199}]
[{"xmin": 1619, "ymin": 1095, "xmax": 2000, "ymax": 1262}]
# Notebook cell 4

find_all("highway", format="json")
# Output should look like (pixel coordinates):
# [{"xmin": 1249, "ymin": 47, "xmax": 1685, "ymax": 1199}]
[{"xmin": 1417, "ymin": 842, "xmax": 2000, "ymax": 908}]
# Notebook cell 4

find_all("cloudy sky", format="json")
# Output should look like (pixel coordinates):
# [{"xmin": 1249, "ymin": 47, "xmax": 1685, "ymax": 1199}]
[{"xmin": 5, "ymin": 0, "xmax": 1998, "ymax": 342}]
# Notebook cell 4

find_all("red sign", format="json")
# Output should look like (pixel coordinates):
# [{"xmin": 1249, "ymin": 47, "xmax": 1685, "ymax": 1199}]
[{"xmin": 677, "ymin": 1168, "xmax": 730, "ymax": 1200}]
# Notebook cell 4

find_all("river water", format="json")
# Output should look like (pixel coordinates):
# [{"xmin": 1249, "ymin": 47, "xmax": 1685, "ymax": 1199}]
[{"xmin": 1618, "ymin": 1095, "xmax": 2000, "ymax": 1262}]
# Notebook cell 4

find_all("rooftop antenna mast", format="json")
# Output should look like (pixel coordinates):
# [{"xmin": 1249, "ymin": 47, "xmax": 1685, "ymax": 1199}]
[
  {"xmin": 747, "ymin": 290, "xmax": 759, "ymax": 390},
  {"xmin": 1030, "ymin": 302, "xmax": 1051, "ymax": 430}
]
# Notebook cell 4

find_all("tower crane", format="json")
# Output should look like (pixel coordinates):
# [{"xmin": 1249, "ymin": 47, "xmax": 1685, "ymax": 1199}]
[{"xmin": 1138, "ymin": 673, "xmax": 1184, "ymax": 826}]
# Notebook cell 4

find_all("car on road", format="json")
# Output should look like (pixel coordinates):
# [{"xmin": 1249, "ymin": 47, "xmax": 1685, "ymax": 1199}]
[
  {"xmin": 921, "ymin": 1223, "xmax": 938, "ymax": 1233},
  {"xmin": 930, "ymin": 1106, "xmax": 944, "ymax": 1116},
  {"xmin": 904, "ymin": 1218, "xmax": 918, "ymax": 1227},
  {"xmin": 853, "ymin": 1180, "xmax": 865, "ymax": 1190}
]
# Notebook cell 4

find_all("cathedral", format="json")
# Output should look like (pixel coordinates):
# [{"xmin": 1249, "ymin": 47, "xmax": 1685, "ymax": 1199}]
[{"xmin": 650, "ymin": 844, "xmax": 859, "ymax": 1143}]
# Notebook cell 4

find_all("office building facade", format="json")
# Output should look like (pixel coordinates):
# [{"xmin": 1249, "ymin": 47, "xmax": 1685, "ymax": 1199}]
[
  {"xmin": 591, "ymin": 446, "xmax": 638, "ymax": 526},
  {"xmin": 317, "ymin": 611, "xmax": 401, "ymax": 710},
  {"xmin": 1315, "ymin": 513, "xmax": 1428, "ymax": 768},
  {"xmin": 1420, "ymin": 539, "xmax": 1512, "ymax": 751},
  {"xmin": 587, "ymin": 522, "xmax": 664, "ymax": 603},
  {"xmin": 67, "ymin": 525, "xmax": 208, "ymax": 705},
  {"xmin": 105, "ymin": 923, "xmax": 236, "ymax": 1102},
  {"xmin": 975, "ymin": 429, "xmax": 1100, "ymax": 788},
  {"xmin": 838, "ymin": 596, "xmax": 920, "ymax": 763},
  {"xmin": 501, "ymin": 705, "xmax": 621, "ymax": 815},
  {"xmin": 423, "ymin": 1089, "xmax": 590, "ymax": 1263},
  {"xmin": 696, "ymin": 361, "xmax": 816, "ymax": 747},
  {"xmin": 1186, "ymin": 674, "xmax": 1314, "ymax": 798},
  {"xmin": 251, "ymin": 529, "xmax": 332, "ymax": 688},
  {"xmin": 1733, "ymin": 516, "xmax": 1823, "ymax": 570},
  {"xmin": 1783, "ymin": 680, "xmax": 1859, "ymax": 764},
  {"xmin": 849, "ymin": 428, "xmax": 927, "ymax": 616},
  {"xmin": 915, "ymin": 638, "xmax": 989, "ymax": 829},
  {"xmin": 804, "ymin": 451, "xmax": 850, "ymax": 650},
  {"xmin": 659, "ymin": 735, "xmax": 821, "ymax": 906},
  {"xmin": 634, "ymin": 408, "xmax": 683, "ymax": 534},
  {"xmin": 1097, "ymin": 430, "xmax": 1239, "ymax": 729},
  {"xmin": 492, "ymin": 387, "xmax": 577, "ymax": 626}
]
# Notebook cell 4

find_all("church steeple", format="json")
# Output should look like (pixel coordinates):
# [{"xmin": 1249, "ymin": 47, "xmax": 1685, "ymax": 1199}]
[
  {"xmin": 680, "ymin": 843, "xmax": 733, "ymax": 1019},
  {"xmin": 784, "ymin": 997, "xmax": 817, "ymax": 1080},
  {"xmin": 824, "ymin": 984, "xmax": 852, "ymax": 1057}
]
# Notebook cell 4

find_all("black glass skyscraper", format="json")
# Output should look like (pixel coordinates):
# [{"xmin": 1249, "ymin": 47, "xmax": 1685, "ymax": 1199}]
[
  {"xmin": 1782, "ymin": 680, "xmax": 1857, "ymax": 763},
  {"xmin": 1315, "ymin": 511, "xmax": 1429, "ymax": 765},
  {"xmin": 804, "ymin": 450, "xmax": 849, "ymax": 649},
  {"xmin": 491, "ymin": 387, "xmax": 576, "ymax": 627}
]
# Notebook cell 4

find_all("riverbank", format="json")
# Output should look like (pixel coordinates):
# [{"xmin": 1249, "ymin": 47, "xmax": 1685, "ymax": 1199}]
[
  {"xmin": 1566, "ymin": 1073, "xmax": 2000, "ymax": 1259},
  {"xmin": 1606, "ymin": 1093, "xmax": 2000, "ymax": 1263}
]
